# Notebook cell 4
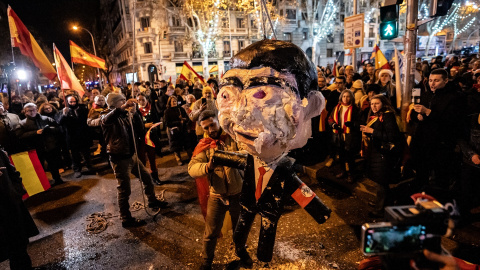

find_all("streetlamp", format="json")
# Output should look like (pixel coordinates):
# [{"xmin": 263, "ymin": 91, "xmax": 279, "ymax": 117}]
[{"xmin": 72, "ymin": 25, "xmax": 102, "ymax": 90}]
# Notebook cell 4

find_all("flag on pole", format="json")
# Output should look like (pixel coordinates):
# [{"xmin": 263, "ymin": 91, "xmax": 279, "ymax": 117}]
[
  {"xmin": 9, "ymin": 150, "xmax": 51, "ymax": 199},
  {"xmin": 54, "ymin": 44, "xmax": 85, "ymax": 97},
  {"xmin": 7, "ymin": 6, "xmax": 57, "ymax": 80},
  {"xmin": 167, "ymin": 76, "xmax": 172, "ymax": 84},
  {"xmin": 145, "ymin": 122, "xmax": 162, "ymax": 147},
  {"xmin": 371, "ymin": 45, "xmax": 391, "ymax": 70},
  {"xmin": 180, "ymin": 61, "xmax": 205, "ymax": 84},
  {"xmin": 220, "ymin": 70, "xmax": 224, "ymax": 78},
  {"xmin": 332, "ymin": 61, "xmax": 337, "ymax": 77},
  {"xmin": 394, "ymin": 46, "xmax": 402, "ymax": 109},
  {"xmin": 70, "ymin": 40, "xmax": 106, "ymax": 70},
  {"xmin": 209, "ymin": 65, "xmax": 218, "ymax": 73}
]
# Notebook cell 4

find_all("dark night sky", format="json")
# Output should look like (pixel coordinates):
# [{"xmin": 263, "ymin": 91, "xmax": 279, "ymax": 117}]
[{"xmin": 2, "ymin": 0, "xmax": 100, "ymax": 64}]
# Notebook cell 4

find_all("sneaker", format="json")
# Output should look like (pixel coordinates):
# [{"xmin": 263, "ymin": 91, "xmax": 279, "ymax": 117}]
[
  {"xmin": 121, "ymin": 218, "xmax": 146, "ymax": 228},
  {"xmin": 151, "ymin": 173, "xmax": 163, "ymax": 185},
  {"xmin": 236, "ymin": 248, "xmax": 253, "ymax": 267},
  {"xmin": 74, "ymin": 171, "xmax": 82, "ymax": 178},
  {"xmin": 148, "ymin": 199, "xmax": 169, "ymax": 209}
]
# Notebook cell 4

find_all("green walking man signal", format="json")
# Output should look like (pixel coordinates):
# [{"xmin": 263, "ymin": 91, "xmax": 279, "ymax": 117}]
[{"xmin": 379, "ymin": 4, "xmax": 399, "ymax": 40}]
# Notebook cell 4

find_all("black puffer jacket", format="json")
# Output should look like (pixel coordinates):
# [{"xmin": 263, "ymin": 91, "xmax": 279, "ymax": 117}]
[
  {"xmin": 18, "ymin": 114, "xmax": 61, "ymax": 153},
  {"xmin": 363, "ymin": 111, "xmax": 403, "ymax": 184}
]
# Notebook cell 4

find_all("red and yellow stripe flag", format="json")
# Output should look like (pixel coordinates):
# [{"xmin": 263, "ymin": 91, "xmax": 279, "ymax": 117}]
[
  {"xmin": 54, "ymin": 44, "xmax": 85, "ymax": 97},
  {"xmin": 8, "ymin": 6, "xmax": 57, "ymax": 80},
  {"xmin": 180, "ymin": 61, "xmax": 205, "ymax": 84},
  {"xmin": 145, "ymin": 122, "xmax": 162, "ymax": 147},
  {"xmin": 371, "ymin": 45, "xmax": 392, "ymax": 70},
  {"xmin": 70, "ymin": 40, "xmax": 106, "ymax": 70},
  {"xmin": 9, "ymin": 150, "xmax": 51, "ymax": 199}
]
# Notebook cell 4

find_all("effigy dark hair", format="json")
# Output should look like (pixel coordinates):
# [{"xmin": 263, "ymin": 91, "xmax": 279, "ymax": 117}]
[{"xmin": 230, "ymin": 39, "xmax": 318, "ymax": 99}]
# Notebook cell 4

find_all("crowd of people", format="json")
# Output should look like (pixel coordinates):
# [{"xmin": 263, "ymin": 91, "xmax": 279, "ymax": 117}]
[{"xmin": 1, "ymin": 51, "xmax": 479, "ymax": 269}]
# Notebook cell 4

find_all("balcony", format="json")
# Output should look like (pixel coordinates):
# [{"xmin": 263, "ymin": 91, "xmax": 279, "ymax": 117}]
[
  {"xmin": 173, "ymin": 52, "xmax": 188, "ymax": 59},
  {"xmin": 169, "ymin": 26, "xmax": 186, "ymax": 33},
  {"xmin": 139, "ymin": 53, "xmax": 157, "ymax": 61},
  {"xmin": 223, "ymin": 51, "xmax": 231, "ymax": 58},
  {"xmin": 137, "ymin": 27, "xmax": 156, "ymax": 37}
]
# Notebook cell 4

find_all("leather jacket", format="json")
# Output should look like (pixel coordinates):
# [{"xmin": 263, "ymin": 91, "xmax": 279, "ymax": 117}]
[{"xmin": 100, "ymin": 108, "xmax": 134, "ymax": 159}]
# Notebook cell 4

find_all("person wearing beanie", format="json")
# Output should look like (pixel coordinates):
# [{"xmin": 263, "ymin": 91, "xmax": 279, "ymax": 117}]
[
  {"xmin": 376, "ymin": 69, "xmax": 397, "ymax": 111},
  {"xmin": 100, "ymin": 94, "xmax": 168, "ymax": 228},
  {"xmin": 350, "ymin": 79, "xmax": 366, "ymax": 107}
]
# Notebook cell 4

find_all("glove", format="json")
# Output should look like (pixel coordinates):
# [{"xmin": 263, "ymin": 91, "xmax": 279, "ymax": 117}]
[{"xmin": 344, "ymin": 121, "xmax": 354, "ymax": 128}]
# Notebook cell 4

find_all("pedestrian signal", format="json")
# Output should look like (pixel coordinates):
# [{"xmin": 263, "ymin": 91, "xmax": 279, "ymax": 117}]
[{"xmin": 379, "ymin": 4, "xmax": 399, "ymax": 40}]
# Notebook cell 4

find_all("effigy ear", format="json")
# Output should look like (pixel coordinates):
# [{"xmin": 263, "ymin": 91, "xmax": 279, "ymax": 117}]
[{"xmin": 302, "ymin": 91, "xmax": 325, "ymax": 121}]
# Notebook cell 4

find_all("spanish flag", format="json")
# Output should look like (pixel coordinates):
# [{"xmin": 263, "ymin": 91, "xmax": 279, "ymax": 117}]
[
  {"xmin": 180, "ymin": 61, "xmax": 205, "ymax": 84},
  {"xmin": 8, "ymin": 6, "xmax": 57, "ymax": 80},
  {"xmin": 209, "ymin": 65, "xmax": 218, "ymax": 73},
  {"xmin": 9, "ymin": 150, "xmax": 51, "ymax": 199},
  {"xmin": 371, "ymin": 45, "xmax": 391, "ymax": 70},
  {"xmin": 70, "ymin": 40, "xmax": 106, "ymax": 70},
  {"xmin": 54, "ymin": 44, "xmax": 85, "ymax": 97},
  {"xmin": 145, "ymin": 122, "xmax": 162, "ymax": 147}
]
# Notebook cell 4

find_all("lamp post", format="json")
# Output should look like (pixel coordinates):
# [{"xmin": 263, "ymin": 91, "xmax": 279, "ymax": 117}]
[{"xmin": 72, "ymin": 25, "xmax": 102, "ymax": 90}]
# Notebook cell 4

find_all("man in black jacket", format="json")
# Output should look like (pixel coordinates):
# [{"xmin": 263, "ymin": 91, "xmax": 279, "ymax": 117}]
[
  {"xmin": 18, "ymin": 103, "xmax": 64, "ymax": 185},
  {"xmin": 0, "ymin": 102, "xmax": 22, "ymax": 154},
  {"xmin": 101, "ymin": 93, "xmax": 168, "ymax": 228},
  {"xmin": 59, "ymin": 95, "xmax": 93, "ymax": 178},
  {"xmin": 412, "ymin": 68, "xmax": 466, "ymax": 190}
]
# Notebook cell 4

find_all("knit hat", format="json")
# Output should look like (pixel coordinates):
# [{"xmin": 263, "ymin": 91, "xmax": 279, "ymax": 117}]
[
  {"xmin": 378, "ymin": 69, "xmax": 393, "ymax": 78},
  {"xmin": 345, "ymin": 65, "xmax": 353, "ymax": 71},
  {"xmin": 106, "ymin": 92, "xmax": 125, "ymax": 108},
  {"xmin": 351, "ymin": 79, "xmax": 363, "ymax": 89}
]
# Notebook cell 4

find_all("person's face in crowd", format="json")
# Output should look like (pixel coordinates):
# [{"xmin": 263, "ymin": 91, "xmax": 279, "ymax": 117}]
[
  {"xmin": 204, "ymin": 90, "xmax": 213, "ymax": 100},
  {"xmin": 137, "ymin": 95, "xmax": 148, "ymax": 107},
  {"xmin": 153, "ymin": 83, "xmax": 161, "ymax": 90},
  {"xmin": 186, "ymin": 95, "xmax": 196, "ymax": 104},
  {"xmin": 370, "ymin": 98, "xmax": 383, "ymax": 114},
  {"xmin": 24, "ymin": 106, "xmax": 37, "ymax": 118},
  {"xmin": 318, "ymin": 77, "xmax": 327, "ymax": 88},
  {"xmin": 380, "ymin": 73, "xmax": 391, "ymax": 85},
  {"xmin": 367, "ymin": 66, "xmax": 375, "ymax": 75},
  {"xmin": 341, "ymin": 92, "xmax": 352, "ymax": 105},
  {"xmin": 345, "ymin": 68, "xmax": 353, "ymax": 76},
  {"xmin": 67, "ymin": 96, "xmax": 77, "ymax": 107},
  {"xmin": 429, "ymin": 74, "xmax": 448, "ymax": 93},
  {"xmin": 170, "ymin": 97, "xmax": 177, "ymax": 107},
  {"xmin": 166, "ymin": 87, "xmax": 174, "ymax": 96},
  {"xmin": 114, "ymin": 97, "xmax": 126, "ymax": 109},
  {"xmin": 346, "ymin": 74, "xmax": 354, "ymax": 83},
  {"xmin": 473, "ymin": 61, "xmax": 480, "ymax": 71},
  {"xmin": 159, "ymin": 82, "xmax": 166, "ymax": 88},
  {"xmin": 175, "ymin": 87, "xmax": 183, "ymax": 96},
  {"xmin": 95, "ymin": 96, "xmax": 106, "ymax": 107},
  {"xmin": 200, "ymin": 117, "xmax": 221, "ymax": 139},
  {"xmin": 335, "ymin": 78, "xmax": 346, "ymax": 91},
  {"xmin": 133, "ymin": 87, "xmax": 140, "ymax": 97},
  {"xmin": 450, "ymin": 68, "xmax": 458, "ymax": 77},
  {"xmin": 91, "ymin": 89, "xmax": 100, "ymax": 99},
  {"xmin": 0, "ymin": 104, "xmax": 5, "ymax": 115},
  {"xmin": 43, "ymin": 105, "xmax": 53, "ymax": 114}
]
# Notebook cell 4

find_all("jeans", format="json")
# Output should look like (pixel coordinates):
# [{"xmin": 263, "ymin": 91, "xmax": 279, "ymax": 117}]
[
  {"xmin": 203, "ymin": 194, "xmax": 241, "ymax": 262},
  {"xmin": 110, "ymin": 154, "xmax": 157, "ymax": 221}
]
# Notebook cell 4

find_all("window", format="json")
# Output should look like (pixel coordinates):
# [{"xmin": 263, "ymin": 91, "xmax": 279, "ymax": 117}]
[
  {"xmin": 303, "ymin": 31, "xmax": 307, "ymax": 40},
  {"xmin": 144, "ymin": 42, "xmax": 152, "ymax": 54},
  {"xmin": 369, "ymin": 27, "xmax": 375, "ymax": 38},
  {"xmin": 301, "ymin": 12, "xmax": 307, "ymax": 20},
  {"xmin": 340, "ymin": 32, "xmax": 344, "ymax": 43},
  {"xmin": 286, "ymin": 9, "xmax": 296, "ymax": 20},
  {"xmin": 251, "ymin": 20, "xmax": 258, "ymax": 29},
  {"xmin": 283, "ymin": 33, "xmax": 292, "ymax": 42},
  {"xmin": 224, "ymin": 41, "xmax": 231, "ymax": 52},
  {"xmin": 140, "ymin": 17, "xmax": 150, "ymax": 29},
  {"xmin": 238, "ymin": 40, "xmax": 245, "ymax": 50},
  {"xmin": 368, "ymin": 40, "xmax": 374, "ymax": 47},
  {"xmin": 222, "ymin": 17, "xmax": 229, "ymax": 28},
  {"xmin": 280, "ymin": 9, "xmax": 283, "ymax": 16},
  {"xmin": 236, "ymin": 18, "xmax": 245, "ymax": 28},
  {"xmin": 174, "ymin": 40, "xmax": 183, "ymax": 52},
  {"xmin": 172, "ymin": 17, "xmax": 181, "ymax": 27},
  {"xmin": 327, "ymin": 49, "xmax": 333, "ymax": 57},
  {"xmin": 327, "ymin": 34, "xmax": 334, "ymax": 43},
  {"xmin": 224, "ymin": 61, "xmax": 231, "ymax": 71},
  {"xmin": 340, "ymin": 14, "xmax": 345, "ymax": 22}
]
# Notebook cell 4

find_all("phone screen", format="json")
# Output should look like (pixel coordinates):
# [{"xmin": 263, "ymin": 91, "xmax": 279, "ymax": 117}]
[
  {"xmin": 362, "ymin": 223, "xmax": 426, "ymax": 255},
  {"xmin": 201, "ymin": 98, "xmax": 206, "ymax": 105}
]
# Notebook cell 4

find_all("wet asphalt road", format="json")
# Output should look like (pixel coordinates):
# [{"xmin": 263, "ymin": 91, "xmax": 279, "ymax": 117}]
[{"xmin": 1, "ymin": 153, "xmax": 479, "ymax": 270}]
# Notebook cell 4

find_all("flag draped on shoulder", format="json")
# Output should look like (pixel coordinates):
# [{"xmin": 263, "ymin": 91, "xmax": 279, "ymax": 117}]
[
  {"xmin": 180, "ymin": 61, "xmax": 205, "ymax": 84},
  {"xmin": 371, "ymin": 45, "xmax": 391, "ymax": 70},
  {"xmin": 9, "ymin": 150, "xmax": 51, "ymax": 199},
  {"xmin": 7, "ymin": 6, "xmax": 57, "ymax": 80},
  {"xmin": 54, "ymin": 44, "xmax": 85, "ymax": 97},
  {"xmin": 70, "ymin": 40, "xmax": 106, "ymax": 70}
]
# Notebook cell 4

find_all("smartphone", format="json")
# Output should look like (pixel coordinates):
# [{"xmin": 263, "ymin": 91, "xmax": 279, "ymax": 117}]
[
  {"xmin": 361, "ymin": 222, "xmax": 427, "ymax": 255},
  {"xmin": 201, "ymin": 98, "xmax": 206, "ymax": 105},
  {"xmin": 412, "ymin": 88, "xmax": 421, "ymax": 104}
]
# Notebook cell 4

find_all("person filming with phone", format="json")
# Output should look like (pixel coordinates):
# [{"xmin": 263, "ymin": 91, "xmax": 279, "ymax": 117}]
[
  {"xmin": 189, "ymin": 86, "xmax": 217, "ymax": 140},
  {"xmin": 410, "ymin": 69, "xmax": 466, "ymax": 192}
]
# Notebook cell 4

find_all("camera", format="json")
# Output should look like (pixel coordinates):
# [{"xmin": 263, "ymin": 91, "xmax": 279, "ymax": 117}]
[{"xmin": 361, "ymin": 201, "xmax": 450, "ymax": 269}]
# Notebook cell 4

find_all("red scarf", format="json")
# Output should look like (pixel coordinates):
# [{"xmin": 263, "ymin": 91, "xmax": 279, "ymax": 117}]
[
  {"xmin": 332, "ymin": 104, "xmax": 353, "ymax": 134},
  {"xmin": 138, "ymin": 102, "xmax": 151, "ymax": 117},
  {"xmin": 192, "ymin": 134, "xmax": 228, "ymax": 157},
  {"xmin": 92, "ymin": 103, "xmax": 103, "ymax": 109}
]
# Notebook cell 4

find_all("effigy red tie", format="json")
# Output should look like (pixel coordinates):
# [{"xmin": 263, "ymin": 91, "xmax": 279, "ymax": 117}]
[{"xmin": 255, "ymin": 167, "xmax": 266, "ymax": 201}]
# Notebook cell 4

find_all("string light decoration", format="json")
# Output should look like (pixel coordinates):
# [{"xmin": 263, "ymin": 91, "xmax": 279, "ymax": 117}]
[
  {"xmin": 312, "ymin": 0, "xmax": 338, "ymax": 43},
  {"xmin": 364, "ymin": 8, "xmax": 375, "ymax": 23}
]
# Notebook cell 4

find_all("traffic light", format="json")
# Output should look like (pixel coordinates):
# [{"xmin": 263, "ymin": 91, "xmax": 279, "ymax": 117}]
[
  {"xmin": 379, "ymin": 4, "xmax": 399, "ymax": 40},
  {"xmin": 430, "ymin": 0, "xmax": 455, "ymax": 17}
]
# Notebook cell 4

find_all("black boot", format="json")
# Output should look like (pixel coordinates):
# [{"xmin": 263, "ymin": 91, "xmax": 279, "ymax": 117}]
[{"xmin": 151, "ymin": 172, "xmax": 162, "ymax": 185}]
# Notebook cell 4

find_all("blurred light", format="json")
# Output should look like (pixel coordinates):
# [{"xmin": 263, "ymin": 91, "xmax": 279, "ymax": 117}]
[
  {"xmin": 17, "ymin": 69, "xmax": 27, "ymax": 80},
  {"xmin": 73, "ymin": 25, "xmax": 78, "ymax": 30}
]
